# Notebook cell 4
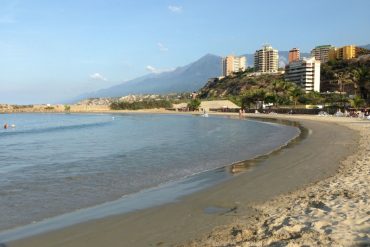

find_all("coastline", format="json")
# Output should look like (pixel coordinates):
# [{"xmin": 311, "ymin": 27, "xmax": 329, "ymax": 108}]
[
  {"xmin": 0, "ymin": 113, "xmax": 300, "ymax": 240},
  {"xmin": 4, "ymin": 113, "xmax": 367, "ymax": 247}
]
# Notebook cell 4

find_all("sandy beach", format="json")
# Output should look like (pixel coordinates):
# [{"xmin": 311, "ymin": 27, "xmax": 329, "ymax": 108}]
[
  {"xmin": 5, "ymin": 113, "xmax": 369, "ymax": 247},
  {"xmin": 183, "ymin": 114, "xmax": 370, "ymax": 247}
]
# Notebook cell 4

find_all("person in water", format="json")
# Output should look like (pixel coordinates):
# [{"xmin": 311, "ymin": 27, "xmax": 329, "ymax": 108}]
[{"xmin": 4, "ymin": 123, "xmax": 8, "ymax": 129}]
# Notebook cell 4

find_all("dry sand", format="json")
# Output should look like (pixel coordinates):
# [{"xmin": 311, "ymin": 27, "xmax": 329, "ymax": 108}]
[
  {"xmin": 183, "ymin": 115, "xmax": 370, "ymax": 247},
  {"xmin": 5, "ymin": 114, "xmax": 368, "ymax": 247}
]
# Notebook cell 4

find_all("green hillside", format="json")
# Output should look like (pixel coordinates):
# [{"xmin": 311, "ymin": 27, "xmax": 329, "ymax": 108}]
[
  {"xmin": 321, "ymin": 56, "xmax": 370, "ymax": 101},
  {"xmin": 199, "ymin": 56, "xmax": 370, "ymax": 108}
]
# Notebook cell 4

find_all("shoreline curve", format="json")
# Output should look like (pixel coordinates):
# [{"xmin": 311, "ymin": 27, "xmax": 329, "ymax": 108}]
[{"xmin": 5, "ymin": 113, "xmax": 364, "ymax": 247}]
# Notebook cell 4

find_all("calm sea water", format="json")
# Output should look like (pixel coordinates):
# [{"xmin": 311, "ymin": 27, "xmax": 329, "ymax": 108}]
[{"xmin": 0, "ymin": 113, "xmax": 299, "ymax": 231}]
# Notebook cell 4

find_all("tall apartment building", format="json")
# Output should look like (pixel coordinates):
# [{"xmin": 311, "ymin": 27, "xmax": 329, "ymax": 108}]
[
  {"xmin": 254, "ymin": 45, "xmax": 279, "ymax": 73},
  {"xmin": 329, "ymin": 45, "xmax": 356, "ymax": 61},
  {"xmin": 285, "ymin": 57, "xmax": 321, "ymax": 93},
  {"xmin": 288, "ymin": 48, "xmax": 300, "ymax": 63},
  {"xmin": 222, "ymin": 55, "xmax": 247, "ymax": 76},
  {"xmin": 310, "ymin": 45, "xmax": 334, "ymax": 63}
]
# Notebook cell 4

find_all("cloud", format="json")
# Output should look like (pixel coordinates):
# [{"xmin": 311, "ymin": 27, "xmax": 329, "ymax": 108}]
[
  {"xmin": 89, "ymin": 73, "xmax": 107, "ymax": 81},
  {"xmin": 168, "ymin": 5, "xmax": 183, "ymax": 13},
  {"xmin": 157, "ymin": 42, "xmax": 168, "ymax": 52},
  {"xmin": 146, "ymin": 65, "xmax": 174, "ymax": 74}
]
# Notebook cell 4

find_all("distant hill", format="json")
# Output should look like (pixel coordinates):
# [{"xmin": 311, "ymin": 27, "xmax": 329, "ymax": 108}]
[
  {"xmin": 71, "ymin": 44, "xmax": 369, "ymax": 102},
  {"xmin": 361, "ymin": 44, "xmax": 370, "ymax": 50},
  {"xmin": 72, "ymin": 54, "xmax": 222, "ymax": 102}
]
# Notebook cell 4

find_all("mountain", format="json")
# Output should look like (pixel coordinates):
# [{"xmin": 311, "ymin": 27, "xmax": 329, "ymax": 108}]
[
  {"xmin": 360, "ymin": 44, "xmax": 370, "ymax": 50},
  {"xmin": 72, "ymin": 45, "xmax": 370, "ymax": 102},
  {"xmin": 73, "ymin": 54, "xmax": 222, "ymax": 101}
]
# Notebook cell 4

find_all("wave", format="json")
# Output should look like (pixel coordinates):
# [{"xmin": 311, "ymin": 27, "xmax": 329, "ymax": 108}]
[{"xmin": 0, "ymin": 121, "xmax": 111, "ymax": 137}]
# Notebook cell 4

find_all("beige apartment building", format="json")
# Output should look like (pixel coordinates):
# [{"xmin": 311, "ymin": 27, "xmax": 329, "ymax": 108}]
[
  {"xmin": 310, "ymin": 45, "xmax": 334, "ymax": 63},
  {"xmin": 222, "ymin": 55, "xmax": 247, "ymax": 76},
  {"xmin": 254, "ymin": 45, "xmax": 279, "ymax": 73}
]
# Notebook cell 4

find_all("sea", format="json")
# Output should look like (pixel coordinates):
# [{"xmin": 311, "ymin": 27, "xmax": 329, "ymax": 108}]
[{"xmin": 0, "ymin": 113, "xmax": 299, "ymax": 234}]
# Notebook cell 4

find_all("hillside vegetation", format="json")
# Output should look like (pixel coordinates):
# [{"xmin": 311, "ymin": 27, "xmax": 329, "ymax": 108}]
[
  {"xmin": 199, "ymin": 72, "xmax": 283, "ymax": 99},
  {"xmin": 199, "ymin": 56, "xmax": 370, "ymax": 108},
  {"xmin": 321, "ymin": 56, "xmax": 370, "ymax": 101}
]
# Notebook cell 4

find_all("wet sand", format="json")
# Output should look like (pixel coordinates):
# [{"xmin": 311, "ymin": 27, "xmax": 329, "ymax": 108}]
[{"xmin": 5, "ymin": 114, "xmax": 363, "ymax": 247}]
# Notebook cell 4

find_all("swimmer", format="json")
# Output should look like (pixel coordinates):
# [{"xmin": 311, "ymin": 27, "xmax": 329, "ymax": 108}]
[{"xmin": 4, "ymin": 123, "xmax": 8, "ymax": 129}]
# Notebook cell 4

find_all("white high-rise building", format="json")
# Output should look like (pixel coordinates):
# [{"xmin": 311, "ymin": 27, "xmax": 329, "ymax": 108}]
[
  {"xmin": 285, "ymin": 57, "xmax": 321, "ymax": 93},
  {"xmin": 254, "ymin": 45, "xmax": 279, "ymax": 73},
  {"xmin": 222, "ymin": 55, "xmax": 247, "ymax": 76}
]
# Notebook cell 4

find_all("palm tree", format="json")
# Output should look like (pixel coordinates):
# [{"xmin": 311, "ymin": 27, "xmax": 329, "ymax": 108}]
[
  {"xmin": 352, "ymin": 66, "xmax": 370, "ymax": 103},
  {"xmin": 288, "ymin": 85, "xmax": 304, "ymax": 108},
  {"xmin": 334, "ymin": 71, "xmax": 353, "ymax": 94},
  {"xmin": 306, "ymin": 91, "xmax": 323, "ymax": 105},
  {"xmin": 270, "ymin": 80, "xmax": 293, "ymax": 108},
  {"xmin": 350, "ymin": 96, "xmax": 365, "ymax": 110}
]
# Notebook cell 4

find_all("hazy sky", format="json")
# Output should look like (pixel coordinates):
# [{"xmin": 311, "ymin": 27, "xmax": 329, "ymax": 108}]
[{"xmin": 1, "ymin": 0, "xmax": 370, "ymax": 104}]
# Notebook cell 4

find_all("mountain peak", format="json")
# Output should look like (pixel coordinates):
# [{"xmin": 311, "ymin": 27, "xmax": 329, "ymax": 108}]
[
  {"xmin": 201, "ymin": 53, "xmax": 220, "ymax": 59},
  {"xmin": 72, "ymin": 54, "xmax": 223, "ymax": 101}
]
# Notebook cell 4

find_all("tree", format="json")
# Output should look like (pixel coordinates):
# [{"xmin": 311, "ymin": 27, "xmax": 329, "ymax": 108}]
[
  {"xmin": 288, "ymin": 85, "xmax": 304, "ymax": 108},
  {"xmin": 264, "ymin": 94, "xmax": 277, "ymax": 105},
  {"xmin": 334, "ymin": 71, "xmax": 353, "ymax": 94},
  {"xmin": 242, "ymin": 89, "xmax": 267, "ymax": 110},
  {"xmin": 352, "ymin": 66, "xmax": 370, "ymax": 103},
  {"xmin": 64, "ymin": 105, "xmax": 71, "ymax": 111},
  {"xmin": 324, "ymin": 93, "xmax": 349, "ymax": 109},
  {"xmin": 187, "ymin": 99, "xmax": 201, "ymax": 111},
  {"xmin": 350, "ymin": 96, "xmax": 366, "ymax": 110},
  {"xmin": 241, "ymin": 94, "xmax": 253, "ymax": 109},
  {"xmin": 305, "ymin": 91, "xmax": 324, "ymax": 105}
]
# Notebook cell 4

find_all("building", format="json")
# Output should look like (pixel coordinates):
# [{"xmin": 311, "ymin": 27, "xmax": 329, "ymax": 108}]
[
  {"xmin": 329, "ymin": 45, "xmax": 356, "ymax": 61},
  {"xmin": 172, "ymin": 100, "xmax": 240, "ymax": 112},
  {"xmin": 222, "ymin": 55, "xmax": 247, "ymax": 76},
  {"xmin": 254, "ymin": 45, "xmax": 279, "ymax": 73},
  {"xmin": 310, "ymin": 45, "xmax": 334, "ymax": 63},
  {"xmin": 288, "ymin": 48, "xmax": 300, "ymax": 63},
  {"xmin": 199, "ymin": 100, "xmax": 240, "ymax": 112},
  {"xmin": 285, "ymin": 57, "xmax": 321, "ymax": 93}
]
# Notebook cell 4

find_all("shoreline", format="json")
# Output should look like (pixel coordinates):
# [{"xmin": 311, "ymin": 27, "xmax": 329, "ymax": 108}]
[
  {"xmin": 4, "ymin": 113, "xmax": 367, "ymax": 247},
  {"xmin": 0, "ymin": 113, "xmax": 301, "ymax": 241},
  {"xmin": 183, "ymin": 114, "xmax": 370, "ymax": 246}
]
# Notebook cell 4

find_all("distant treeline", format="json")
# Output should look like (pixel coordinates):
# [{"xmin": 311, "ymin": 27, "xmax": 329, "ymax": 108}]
[{"xmin": 110, "ymin": 100, "xmax": 172, "ymax": 110}]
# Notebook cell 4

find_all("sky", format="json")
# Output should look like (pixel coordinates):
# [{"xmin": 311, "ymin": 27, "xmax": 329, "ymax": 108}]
[{"xmin": 1, "ymin": 0, "xmax": 370, "ymax": 104}]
